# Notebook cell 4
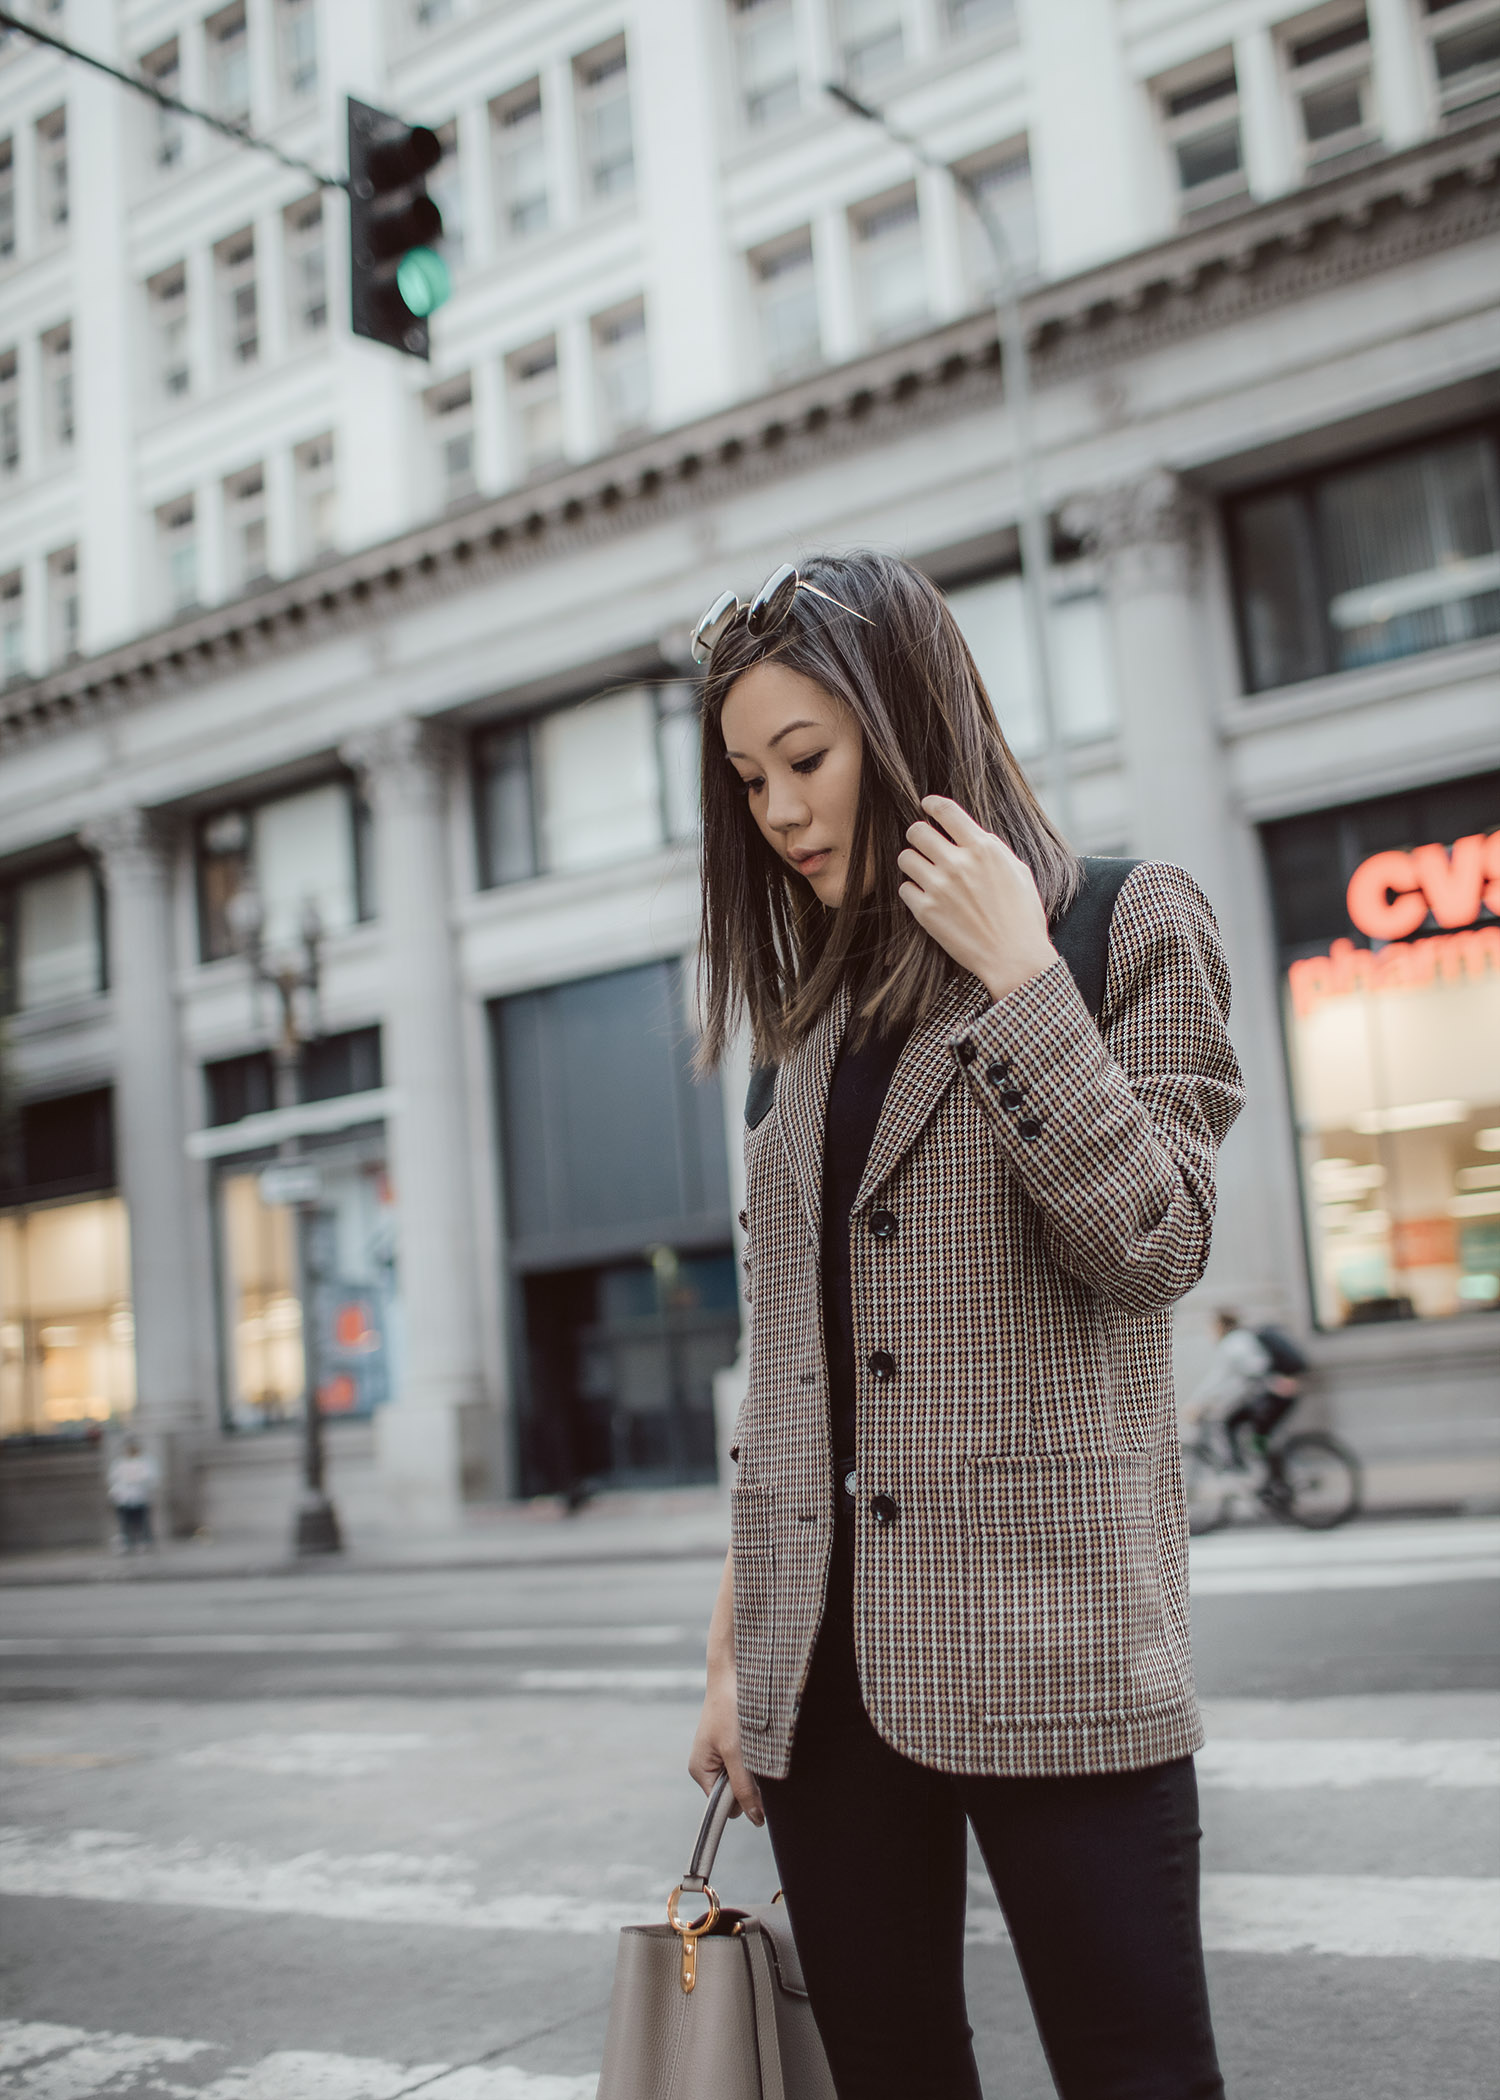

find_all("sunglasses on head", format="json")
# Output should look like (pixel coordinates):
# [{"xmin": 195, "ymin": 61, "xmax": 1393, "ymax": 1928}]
[{"xmin": 690, "ymin": 561, "xmax": 872, "ymax": 666}]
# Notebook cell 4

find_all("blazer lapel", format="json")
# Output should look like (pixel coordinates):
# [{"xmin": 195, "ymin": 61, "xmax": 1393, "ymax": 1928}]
[
  {"xmin": 775, "ymin": 977, "xmax": 850, "ymax": 1244},
  {"xmin": 852, "ymin": 971, "xmax": 990, "ymax": 1214}
]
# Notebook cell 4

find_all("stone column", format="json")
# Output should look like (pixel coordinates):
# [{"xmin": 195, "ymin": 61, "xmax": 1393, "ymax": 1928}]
[
  {"xmin": 343, "ymin": 719, "xmax": 485, "ymax": 1527},
  {"xmin": 86, "ymin": 811, "xmax": 206, "ymax": 1534},
  {"xmin": 1060, "ymin": 474, "xmax": 1300, "ymax": 1369}
]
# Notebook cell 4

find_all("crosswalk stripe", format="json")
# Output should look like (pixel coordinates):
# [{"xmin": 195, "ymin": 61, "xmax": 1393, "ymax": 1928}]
[
  {"xmin": 0, "ymin": 1626, "xmax": 687, "ymax": 1658},
  {"xmin": 0, "ymin": 2024, "xmax": 594, "ymax": 2099},
  {"xmin": 965, "ymin": 1873, "xmax": 1500, "ymax": 1961},
  {"xmin": 3, "ymin": 1826, "xmax": 1495, "ymax": 1962},
  {"xmin": 1189, "ymin": 1558, "xmax": 1500, "ymax": 1595},
  {"xmin": 1195, "ymin": 1737, "xmax": 1499, "ymax": 1788}
]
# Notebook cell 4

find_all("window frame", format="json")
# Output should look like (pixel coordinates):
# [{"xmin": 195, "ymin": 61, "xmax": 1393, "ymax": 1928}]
[
  {"xmin": 507, "ymin": 335, "xmax": 564, "ymax": 479},
  {"xmin": 293, "ymin": 430, "xmax": 337, "ymax": 563},
  {"xmin": 575, "ymin": 36, "xmax": 636, "ymax": 207},
  {"xmin": 139, "ymin": 41, "xmax": 185, "ymax": 173},
  {"xmin": 749, "ymin": 227, "xmax": 822, "ymax": 382},
  {"xmin": 45, "ymin": 543, "xmax": 79, "ymax": 665},
  {"xmin": 423, "ymin": 372, "xmax": 478, "ymax": 510},
  {"xmin": 0, "ymin": 858, "xmax": 106, "ymax": 1015},
  {"xmin": 1155, "ymin": 57, "xmax": 1247, "ymax": 214},
  {"xmin": 1280, "ymin": 8, "xmax": 1376, "ymax": 171},
  {"xmin": 491, "ymin": 79, "xmax": 549, "ymax": 242},
  {"xmin": 147, "ymin": 263, "xmax": 190, "ymax": 402},
  {"xmin": 215, "ymin": 226, "xmax": 259, "ymax": 372},
  {"xmin": 1226, "ymin": 417, "xmax": 1500, "ymax": 695},
  {"xmin": 40, "ymin": 322, "xmax": 72, "ymax": 454},
  {"xmin": 157, "ymin": 494, "xmax": 199, "ymax": 615},
  {"xmin": 283, "ymin": 195, "xmax": 327, "ymax": 342},
  {"xmin": 34, "ymin": 108, "xmax": 67, "ymax": 246},
  {"xmin": 1421, "ymin": 0, "xmax": 1500, "ymax": 117},
  {"xmin": 731, "ymin": 0, "xmax": 802, "ymax": 132},
  {"xmin": 206, "ymin": 2, "xmax": 251, "ymax": 124}
]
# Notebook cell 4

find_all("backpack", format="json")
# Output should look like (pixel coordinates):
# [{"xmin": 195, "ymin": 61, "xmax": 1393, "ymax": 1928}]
[
  {"xmin": 1256, "ymin": 1324, "xmax": 1309, "ymax": 1377},
  {"xmin": 744, "ymin": 855, "xmax": 1142, "ymax": 1127}
]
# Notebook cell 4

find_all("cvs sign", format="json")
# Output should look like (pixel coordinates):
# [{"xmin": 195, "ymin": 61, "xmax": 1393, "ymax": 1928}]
[{"xmin": 1346, "ymin": 830, "xmax": 1500, "ymax": 941}]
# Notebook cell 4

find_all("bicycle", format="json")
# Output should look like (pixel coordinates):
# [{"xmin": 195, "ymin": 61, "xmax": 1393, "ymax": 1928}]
[{"xmin": 1179, "ymin": 1414, "xmax": 1362, "ymax": 1534}]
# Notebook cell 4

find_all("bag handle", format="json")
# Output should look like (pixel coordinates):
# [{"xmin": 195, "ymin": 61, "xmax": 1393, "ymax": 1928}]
[{"xmin": 680, "ymin": 1770, "xmax": 735, "ymax": 1894}]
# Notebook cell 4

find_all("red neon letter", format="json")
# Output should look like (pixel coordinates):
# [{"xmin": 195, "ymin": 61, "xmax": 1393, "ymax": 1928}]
[
  {"xmin": 1346, "ymin": 850, "xmax": 1426, "ymax": 940},
  {"xmin": 1412, "ymin": 835, "xmax": 1485, "ymax": 930}
]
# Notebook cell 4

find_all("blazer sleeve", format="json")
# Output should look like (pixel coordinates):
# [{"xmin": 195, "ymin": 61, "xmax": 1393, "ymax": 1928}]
[{"xmin": 949, "ymin": 861, "xmax": 1245, "ymax": 1315}]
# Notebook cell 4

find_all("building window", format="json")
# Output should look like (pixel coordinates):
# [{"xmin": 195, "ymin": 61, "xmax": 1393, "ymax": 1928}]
[
  {"xmin": 294, "ymin": 431, "xmax": 336, "ymax": 561},
  {"xmin": 1158, "ymin": 60, "xmax": 1246, "ymax": 210},
  {"xmin": 491, "ymin": 81, "xmax": 548, "ymax": 240},
  {"xmin": 851, "ymin": 188, "xmax": 927, "ymax": 343},
  {"xmin": 283, "ymin": 196, "xmax": 326, "ymax": 340},
  {"xmin": 0, "ymin": 139, "xmax": 15, "ymax": 259},
  {"xmin": 3, "ymin": 863, "xmax": 103, "ymax": 1010},
  {"xmin": 277, "ymin": 0, "xmax": 317, "ymax": 101},
  {"xmin": 157, "ymin": 496, "xmax": 198, "ymax": 613},
  {"xmin": 0, "ymin": 1185, "xmax": 134, "ymax": 1439},
  {"xmin": 148, "ymin": 265, "xmax": 190, "ymax": 400},
  {"xmin": 732, "ymin": 0, "xmax": 800, "ymax": 129},
  {"xmin": 507, "ymin": 337, "xmax": 564, "ymax": 477},
  {"xmin": 752, "ymin": 231, "xmax": 821, "ymax": 380},
  {"xmin": 834, "ymin": 0, "xmax": 904, "ymax": 86},
  {"xmin": 576, "ymin": 39, "xmax": 635, "ymax": 203},
  {"xmin": 140, "ymin": 41, "xmax": 184, "ymax": 171},
  {"xmin": 41, "ymin": 324, "xmax": 72, "ymax": 453},
  {"xmin": 224, "ymin": 466, "xmax": 269, "ymax": 593},
  {"xmin": 207, "ymin": 4, "xmax": 250, "ymax": 123},
  {"xmin": 1230, "ymin": 426, "xmax": 1500, "ymax": 692},
  {"xmin": 35, "ymin": 110, "xmax": 67, "ymax": 244},
  {"xmin": 424, "ymin": 375, "xmax": 477, "ymax": 508},
  {"xmin": 46, "ymin": 545, "xmax": 78, "ymax": 664},
  {"xmin": 593, "ymin": 301, "xmax": 649, "ymax": 446},
  {"xmin": 476, "ymin": 686, "xmax": 692, "ymax": 887},
  {"xmin": 196, "ymin": 780, "xmax": 365, "ymax": 962},
  {"xmin": 0, "ymin": 350, "xmax": 18, "ymax": 476},
  {"xmin": 955, "ymin": 142, "xmax": 1039, "ymax": 298},
  {"xmin": 946, "ymin": 570, "xmax": 1119, "ymax": 755},
  {"xmin": 1284, "ymin": 11, "xmax": 1374, "ymax": 168},
  {"xmin": 216, "ymin": 228, "xmax": 258, "ymax": 368},
  {"xmin": 1, "ymin": 572, "xmax": 25, "ymax": 683},
  {"xmin": 946, "ymin": 0, "xmax": 1013, "ymax": 35},
  {"xmin": 1422, "ymin": 0, "xmax": 1500, "ymax": 116},
  {"xmin": 1265, "ymin": 775, "xmax": 1500, "ymax": 1328},
  {"xmin": 428, "ymin": 119, "xmax": 464, "ymax": 266}
]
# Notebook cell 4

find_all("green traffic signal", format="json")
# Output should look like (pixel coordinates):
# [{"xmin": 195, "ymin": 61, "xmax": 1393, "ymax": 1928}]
[{"xmin": 396, "ymin": 246, "xmax": 451, "ymax": 320}]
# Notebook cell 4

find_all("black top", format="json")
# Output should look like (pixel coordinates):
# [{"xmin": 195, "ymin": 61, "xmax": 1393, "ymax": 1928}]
[{"xmin": 820, "ymin": 1022, "xmax": 910, "ymax": 1473}]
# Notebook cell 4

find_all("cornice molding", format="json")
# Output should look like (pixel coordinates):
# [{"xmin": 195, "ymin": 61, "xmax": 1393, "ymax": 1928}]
[{"xmin": 2, "ymin": 117, "xmax": 1494, "ymax": 756}]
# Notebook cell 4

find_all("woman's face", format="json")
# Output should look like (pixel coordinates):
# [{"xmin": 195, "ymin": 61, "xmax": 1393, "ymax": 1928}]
[{"xmin": 720, "ymin": 661, "xmax": 863, "ymax": 908}]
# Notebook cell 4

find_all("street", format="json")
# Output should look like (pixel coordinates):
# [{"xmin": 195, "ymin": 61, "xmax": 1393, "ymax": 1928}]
[{"xmin": 1, "ymin": 1517, "xmax": 1497, "ymax": 2099}]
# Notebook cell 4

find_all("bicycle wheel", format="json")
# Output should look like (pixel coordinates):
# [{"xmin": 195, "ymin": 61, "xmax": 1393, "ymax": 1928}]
[
  {"xmin": 1180, "ymin": 1441, "xmax": 1231, "ymax": 1535},
  {"xmin": 1276, "ymin": 1432, "xmax": 1362, "ymax": 1530}
]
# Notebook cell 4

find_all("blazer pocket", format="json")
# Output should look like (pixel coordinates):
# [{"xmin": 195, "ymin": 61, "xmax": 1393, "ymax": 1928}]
[
  {"xmin": 962, "ymin": 1453, "xmax": 1177, "ymax": 1726},
  {"xmin": 730, "ymin": 1486, "xmax": 777, "ymax": 1734}
]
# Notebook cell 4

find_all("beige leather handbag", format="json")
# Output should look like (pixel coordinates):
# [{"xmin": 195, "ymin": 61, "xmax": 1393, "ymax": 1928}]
[{"xmin": 595, "ymin": 1774, "xmax": 838, "ymax": 2100}]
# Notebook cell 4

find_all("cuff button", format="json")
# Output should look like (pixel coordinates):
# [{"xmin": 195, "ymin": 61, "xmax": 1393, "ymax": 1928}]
[{"xmin": 1018, "ymin": 1118, "xmax": 1043, "ymax": 1141}]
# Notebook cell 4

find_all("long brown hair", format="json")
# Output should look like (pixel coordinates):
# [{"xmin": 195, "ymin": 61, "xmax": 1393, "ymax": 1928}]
[{"xmin": 696, "ymin": 549, "xmax": 1081, "ymax": 1069}]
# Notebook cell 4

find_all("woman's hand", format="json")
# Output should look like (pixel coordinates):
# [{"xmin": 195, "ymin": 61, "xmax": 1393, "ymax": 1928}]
[
  {"xmin": 897, "ymin": 795, "xmax": 1058, "ymax": 1002},
  {"xmin": 688, "ymin": 1549, "xmax": 765, "ymax": 1826}
]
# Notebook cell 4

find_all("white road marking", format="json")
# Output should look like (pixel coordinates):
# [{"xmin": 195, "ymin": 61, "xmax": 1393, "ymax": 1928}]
[
  {"xmin": 964, "ymin": 1874, "xmax": 1500, "ymax": 1961},
  {"xmin": 0, "ymin": 2024, "xmax": 594, "ymax": 2099},
  {"xmin": 1195, "ymin": 1737, "xmax": 1500, "ymax": 1788},
  {"xmin": 1187, "ymin": 1519, "xmax": 1500, "ymax": 1596},
  {"xmin": 0, "ymin": 1828, "xmax": 640, "ymax": 1937},
  {"xmin": 513, "ymin": 1668, "xmax": 705, "ymax": 1693},
  {"xmin": 5, "ymin": 1825, "xmax": 1496, "ymax": 1961},
  {"xmin": 177, "ymin": 1736, "xmax": 430, "ymax": 1778},
  {"xmin": 0, "ymin": 1626, "xmax": 686, "ymax": 1658}
]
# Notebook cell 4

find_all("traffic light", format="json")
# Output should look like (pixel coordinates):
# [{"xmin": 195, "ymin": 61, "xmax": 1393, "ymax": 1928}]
[{"xmin": 347, "ymin": 97, "xmax": 450, "ymax": 360}]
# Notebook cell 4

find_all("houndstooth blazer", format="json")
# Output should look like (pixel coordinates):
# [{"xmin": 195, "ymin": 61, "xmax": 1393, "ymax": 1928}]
[{"xmin": 730, "ymin": 861, "xmax": 1244, "ymax": 1780}]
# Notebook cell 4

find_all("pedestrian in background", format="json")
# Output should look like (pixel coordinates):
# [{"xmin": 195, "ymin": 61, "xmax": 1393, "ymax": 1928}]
[
  {"xmin": 687, "ymin": 551, "xmax": 1243, "ymax": 2100},
  {"xmin": 107, "ymin": 1435, "xmax": 159, "ymax": 1553},
  {"xmin": 1191, "ymin": 1308, "xmax": 1303, "ymax": 1467}
]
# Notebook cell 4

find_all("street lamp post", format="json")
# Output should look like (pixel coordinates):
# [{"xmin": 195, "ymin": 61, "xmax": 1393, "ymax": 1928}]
[
  {"xmin": 227, "ymin": 887, "xmax": 343, "ymax": 1557},
  {"xmin": 825, "ymin": 84, "xmax": 1073, "ymax": 841}
]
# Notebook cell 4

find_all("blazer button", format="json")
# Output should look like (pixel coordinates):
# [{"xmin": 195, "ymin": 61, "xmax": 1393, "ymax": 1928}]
[
  {"xmin": 1000, "ymin": 1089, "xmax": 1025, "ymax": 1110},
  {"xmin": 867, "ymin": 1350, "xmax": 897, "ymax": 1381},
  {"xmin": 869, "ymin": 1208, "xmax": 898, "ymax": 1241},
  {"xmin": 1018, "ymin": 1118, "xmax": 1044, "ymax": 1140},
  {"xmin": 870, "ymin": 1493, "xmax": 899, "ymax": 1527},
  {"xmin": 985, "ymin": 1060, "xmax": 1010, "ymax": 1085}
]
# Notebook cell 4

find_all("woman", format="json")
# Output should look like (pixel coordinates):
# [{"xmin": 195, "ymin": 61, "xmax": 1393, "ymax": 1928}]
[{"xmin": 687, "ymin": 551, "xmax": 1242, "ymax": 2100}]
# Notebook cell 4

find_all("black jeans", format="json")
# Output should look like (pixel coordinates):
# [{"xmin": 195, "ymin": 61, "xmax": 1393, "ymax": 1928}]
[{"xmin": 757, "ymin": 1506, "xmax": 1224, "ymax": 2100}]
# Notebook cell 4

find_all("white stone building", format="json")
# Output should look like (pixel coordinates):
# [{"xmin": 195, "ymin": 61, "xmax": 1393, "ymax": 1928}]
[{"xmin": 0, "ymin": 0, "xmax": 1496, "ymax": 1539}]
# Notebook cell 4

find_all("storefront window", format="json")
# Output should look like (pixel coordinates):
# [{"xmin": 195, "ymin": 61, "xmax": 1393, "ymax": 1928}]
[
  {"xmin": 217, "ymin": 1136, "xmax": 396, "ymax": 1429},
  {"xmin": 0, "ymin": 1197, "xmax": 134, "ymax": 1435},
  {"xmin": 1266, "ymin": 776, "xmax": 1500, "ymax": 1327}
]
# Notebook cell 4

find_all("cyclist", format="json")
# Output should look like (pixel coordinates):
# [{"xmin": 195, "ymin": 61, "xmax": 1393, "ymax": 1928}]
[{"xmin": 1193, "ymin": 1309, "xmax": 1302, "ymax": 1471}]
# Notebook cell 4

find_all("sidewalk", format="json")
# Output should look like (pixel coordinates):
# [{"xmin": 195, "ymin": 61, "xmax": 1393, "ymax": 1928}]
[{"xmin": 2, "ymin": 1457, "xmax": 1496, "ymax": 1587}]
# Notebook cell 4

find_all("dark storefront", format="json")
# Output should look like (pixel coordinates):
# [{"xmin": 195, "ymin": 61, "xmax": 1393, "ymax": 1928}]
[
  {"xmin": 492, "ymin": 957, "xmax": 738, "ymax": 1495},
  {"xmin": 1262, "ymin": 771, "xmax": 1500, "ymax": 1329}
]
